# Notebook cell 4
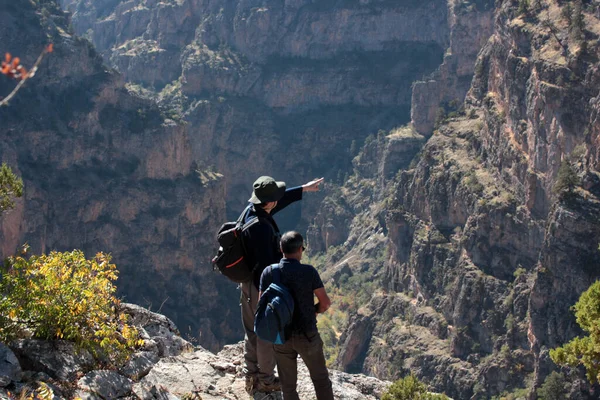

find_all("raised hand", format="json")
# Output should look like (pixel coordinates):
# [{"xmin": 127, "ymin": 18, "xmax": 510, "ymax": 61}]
[{"xmin": 302, "ymin": 177, "xmax": 324, "ymax": 192}]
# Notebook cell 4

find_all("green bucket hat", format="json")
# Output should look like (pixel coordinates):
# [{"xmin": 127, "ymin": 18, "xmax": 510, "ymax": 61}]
[{"xmin": 249, "ymin": 176, "xmax": 286, "ymax": 204}]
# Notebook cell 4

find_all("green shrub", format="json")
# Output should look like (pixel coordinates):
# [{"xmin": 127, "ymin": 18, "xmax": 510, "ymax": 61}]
[
  {"xmin": 0, "ymin": 163, "xmax": 23, "ymax": 215},
  {"xmin": 491, "ymin": 387, "xmax": 530, "ymax": 400},
  {"xmin": 553, "ymin": 160, "xmax": 580, "ymax": 198},
  {"xmin": 382, "ymin": 374, "xmax": 450, "ymax": 400},
  {"xmin": 464, "ymin": 171, "xmax": 484, "ymax": 194},
  {"xmin": 513, "ymin": 267, "xmax": 526, "ymax": 278},
  {"xmin": 536, "ymin": 371, "xmax": 566, "ymax": 400},
  {"xmin": 517, "ymin": 0, "xmax": 529, "ymax": 15},
  {"xmin": 434, "ymin": 107, "xmax": 447, "ymax": 128},
  {"xmin": 0, "ymin": 247, "xmax": 142, "ymax": 366}
]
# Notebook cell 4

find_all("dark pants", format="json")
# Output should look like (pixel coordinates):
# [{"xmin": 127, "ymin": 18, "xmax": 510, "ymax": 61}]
[
  {"xmin": 274, "ymin": 331, "xmax": 334, "ymax": 400},
  {"xmin": 240, "ymin": 280, "xmax": 277, "ymax": 384}
]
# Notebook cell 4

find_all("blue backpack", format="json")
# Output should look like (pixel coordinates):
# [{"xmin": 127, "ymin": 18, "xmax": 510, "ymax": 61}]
[{"xmin": 254, "ymin": 263, "xmax": 294, "ymax": 344}]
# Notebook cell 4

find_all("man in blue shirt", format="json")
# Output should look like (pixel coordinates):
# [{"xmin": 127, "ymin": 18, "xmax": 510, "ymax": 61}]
[
  {"xmin": 241, "ymin": 176, "xmax": 323, "ymax": 394},
  {"xmin": 259, "ymin": 231, "xmax": 334, "ymax": 400}
]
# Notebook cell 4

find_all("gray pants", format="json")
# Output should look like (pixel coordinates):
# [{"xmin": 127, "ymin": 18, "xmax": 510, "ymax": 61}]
[
  {"xmin": 274, "ymin": 331, "xmax": 334, "ymax": 400},
  {"xmin": 241, "ymin": 280, "xmax": 277, "ymax": 384}
]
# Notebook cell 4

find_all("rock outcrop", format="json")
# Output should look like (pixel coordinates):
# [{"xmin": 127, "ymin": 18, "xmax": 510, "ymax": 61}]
[
  {"xmin": 411, "ymin": 0, "xmax": 495, "ymax": 135},
  {"xmin": 0, "ymin": 303, "xmax": 391, "ymax": 400}
]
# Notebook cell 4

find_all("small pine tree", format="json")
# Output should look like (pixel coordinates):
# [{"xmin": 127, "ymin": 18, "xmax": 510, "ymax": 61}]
[
  {"xmin": 536, "ymin": 371, "xmax": 567, "ymax": 400},
  {"xmin": 434, "ymin": 107, "xmax": 446, "ymax": 128},
  {"xmin": 350, "ymin": 139, "xmax": 357, "ymax": 155},
  {"xmin": 553, "ymin": 160, "xmax": 580, "ymax": 197},
  {"xmin": 0, "ymin": 163, "xmax": 23, "ymax": 215},
  {"xmin": 518, "ymin": 0, "xmax": 530, "ymax": 15},
  {"xmin": 550, "ymin": 280, "xmax": 600, "ymax": 383},
  {"xmin": 561, "ymin": 3, "xmax": 573, "ymax": 24},
  {"xmin": 571, "ymin": 0, "xmax": 585, "ymax": 41}
]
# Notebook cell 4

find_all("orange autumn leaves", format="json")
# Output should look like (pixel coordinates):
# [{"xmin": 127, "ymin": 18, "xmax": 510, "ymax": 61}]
[
  {"xmin": 1, "ymin": 54, "xmax": 27, "ymax": 80},
  {"xmin": 0, "ymin": 44, "xmax": 53, "ymax": 106},
  {"xmin": 1, "ymin": 44, "xmax": 53, "ymax": 81}
]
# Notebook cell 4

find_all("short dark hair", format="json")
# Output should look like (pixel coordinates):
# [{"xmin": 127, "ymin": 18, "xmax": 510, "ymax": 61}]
[{"xmin": 281, "ymin": 231, "xmax": 303, "ymax": 254}]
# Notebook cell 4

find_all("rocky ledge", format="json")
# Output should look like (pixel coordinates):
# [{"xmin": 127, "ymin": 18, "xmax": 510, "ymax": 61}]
[{"xmin": 0, "ymin": 303, "xmax": 390, "ymax": 400}]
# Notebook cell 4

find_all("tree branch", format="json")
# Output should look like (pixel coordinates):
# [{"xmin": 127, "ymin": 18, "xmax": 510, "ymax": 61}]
[{"xmin": 0, "ymin": 44, "xmax": 53, "ymax": 107}]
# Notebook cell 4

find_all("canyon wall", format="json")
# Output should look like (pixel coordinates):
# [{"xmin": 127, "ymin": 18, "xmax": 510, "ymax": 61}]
[
  {"xmin": 0, "ymin": 0, "xmax": 235, "ymax": 352},
  {"xmin": 309, "ymin": 1, "xmax": 600, "ymax": 398}
]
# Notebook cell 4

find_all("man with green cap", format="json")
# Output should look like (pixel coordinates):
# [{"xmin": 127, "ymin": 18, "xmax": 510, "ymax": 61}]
[{"xmin": 240, "ymin": 175, "xmax": 323, "ymax": 395}]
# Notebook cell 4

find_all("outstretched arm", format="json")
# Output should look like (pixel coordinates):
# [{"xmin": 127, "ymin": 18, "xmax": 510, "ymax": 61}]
[
  {"xmin": 302, "ymin": 177, "xmax": 324, "ymax": 192},
  {"xmin": 271, "ymin": 177, "xmax": 325, "ymax": 215}
]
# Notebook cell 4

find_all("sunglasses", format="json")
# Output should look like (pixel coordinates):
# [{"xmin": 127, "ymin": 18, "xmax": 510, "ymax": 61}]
[{"xmin": 302, "ymin": 246, "xmax": 306, "ymax": 251}]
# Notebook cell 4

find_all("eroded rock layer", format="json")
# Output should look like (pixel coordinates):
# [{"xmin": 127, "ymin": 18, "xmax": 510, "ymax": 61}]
[{"xmin": 0, "ymin": 0, "xmax": 236, "ymax": 352}]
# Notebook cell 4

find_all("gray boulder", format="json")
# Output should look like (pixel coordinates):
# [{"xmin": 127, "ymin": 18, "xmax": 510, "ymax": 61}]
[
  {"xmin": 120, "ymin": 304, "xmax": 180, "ymax": 337},
  {"xmin": 77, "ymin": 370, "xmax": 133, "ymax": 399},
  {"xmin": 120, "ymin": 351, "xmax": 160, "ymax": 381},
  {"xmin": 10, "ymin": 340, "xmax": 94, "ymax": 381},
  {"xmin": 0, "ymin": 342, "xmax": 22, "ymax": 387},
  {"xmin": 120, "ymin": 304, "xmax": 193, "ymax": 357},
  {"xmin": 132, "ymin": 384, "xmax": 180, "ymax": 400}
]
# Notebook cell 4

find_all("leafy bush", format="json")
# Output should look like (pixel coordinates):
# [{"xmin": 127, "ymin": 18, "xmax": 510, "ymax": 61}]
[
  {"xmin": 0, "ymin": 247, "xmax": 142, "ymax": 366},
  {"xmin": 382, "ymin": 374, "xmax": 449, "ymax": 400}
]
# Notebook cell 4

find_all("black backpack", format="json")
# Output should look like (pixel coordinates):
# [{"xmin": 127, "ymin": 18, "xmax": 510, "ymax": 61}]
[{"xmin": 211, "ymin": 205, "xmax": 258, "ymax": 283}]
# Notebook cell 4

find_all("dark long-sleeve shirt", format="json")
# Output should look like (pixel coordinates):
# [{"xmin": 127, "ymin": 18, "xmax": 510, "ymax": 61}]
[{"xmin": 242, "ymin": 186, "xmax": 303, "ymax": 289}]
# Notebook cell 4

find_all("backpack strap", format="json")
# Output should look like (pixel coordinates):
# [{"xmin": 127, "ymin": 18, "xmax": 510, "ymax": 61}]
[
  {"xmin": 269, "ymin": 262, "xmax": 285, "ymax": 286},
  {"xmin": 236, "ymin": 205, "xmax": 255, "ymax": 265},
  {"xmin": 236, "ymin": 204, "xmax": 252, "ymax": 228}
]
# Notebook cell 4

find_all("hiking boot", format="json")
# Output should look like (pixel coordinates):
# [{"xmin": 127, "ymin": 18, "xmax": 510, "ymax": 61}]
[
  {"xmin": 245, "ymin": 375, "xmax": 257, "ymax": 395},
  {"xmin": 256, "ymin": 376, "xmax": 281, "ymax": 392}
]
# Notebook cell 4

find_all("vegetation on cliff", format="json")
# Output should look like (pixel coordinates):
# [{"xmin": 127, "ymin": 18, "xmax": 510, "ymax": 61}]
[
  {"xmin": 382, "ymin": 374, "xmax": 449, "ymax": 400},
  {"xmin": 0, "ymin": 247, "xmax": 142, "ymax": 366},
  {"xmin": 550, "ymin": 278, "xmax": 600, "ymax": 384},
  {"xmin": 0, "ymin": 163, "xmax": 23, "ymax": 216}
]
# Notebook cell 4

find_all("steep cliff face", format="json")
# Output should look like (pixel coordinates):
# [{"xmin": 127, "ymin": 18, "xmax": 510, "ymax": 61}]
[
  {"xmin": 60, "ymin": 0, "xmax": 450, "ymax": 219},
  {"xmin": 309, "ymin": 1, "xmax": 600, "ymax": 398},
  {"xmin": 0, "ymin": 0, "xmax": 237, "ymax": 352},
  {"xmin": 466, "ymin": 1, "xmax": 600, "ymax": 393},
  {"xmin": 411, "ymin": 0, "xmax": 495, "ymax": 135}
]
